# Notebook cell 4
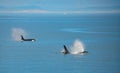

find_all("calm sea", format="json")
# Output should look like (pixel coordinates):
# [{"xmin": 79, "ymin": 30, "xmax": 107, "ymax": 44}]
[{"xmin": 0, "ymin": 14, "xmax": 120, "ymax": 73}]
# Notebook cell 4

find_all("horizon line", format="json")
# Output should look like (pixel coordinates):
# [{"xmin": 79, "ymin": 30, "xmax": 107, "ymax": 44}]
[{"xmin": 0, "ymin": 10, "xmax": 120, "ymax": 14}]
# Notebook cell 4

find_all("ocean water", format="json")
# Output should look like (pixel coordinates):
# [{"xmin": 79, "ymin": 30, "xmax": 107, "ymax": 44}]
[{"xmin": 0, "ymin": 14, "xmax": 120, "ymax": 73}]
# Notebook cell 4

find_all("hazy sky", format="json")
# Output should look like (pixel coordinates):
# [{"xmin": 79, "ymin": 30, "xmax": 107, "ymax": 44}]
[{"xmin": 0, "ymin": 0, "xmax": 120, "ymax": 14}]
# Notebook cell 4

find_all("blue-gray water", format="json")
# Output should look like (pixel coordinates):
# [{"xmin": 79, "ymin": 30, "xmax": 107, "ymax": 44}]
[{"xmin": 0, "ymin": 14, "xmax": 120, "ymax": 73}]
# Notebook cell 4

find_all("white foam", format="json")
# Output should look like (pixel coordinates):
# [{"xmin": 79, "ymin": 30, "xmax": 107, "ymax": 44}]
[
  {"xmin": 70, "ymin": 39, "xmax": 85, "ymax": 54},
  {"xmin": 12, "ymin": 28, "xmax": 27, "ymax": 41}
]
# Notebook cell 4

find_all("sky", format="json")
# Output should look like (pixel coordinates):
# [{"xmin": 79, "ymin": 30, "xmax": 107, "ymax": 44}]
[{"xmin": 0, "ymin": 0, "xmax": 120, "ymax": 14}]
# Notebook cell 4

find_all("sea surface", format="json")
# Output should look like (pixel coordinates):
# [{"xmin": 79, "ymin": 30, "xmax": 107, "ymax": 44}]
[{"xmin": 0, "ymin": 14, "xmax": 120, "ymax": 73}]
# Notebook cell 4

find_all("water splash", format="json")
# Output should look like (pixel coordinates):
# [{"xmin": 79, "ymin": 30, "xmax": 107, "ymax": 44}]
[
  {"xmin": 70, "ymin": 39, "xmax": 85, "ymax": 54},
  {"xmin": 12, "ymin": 28, "xmax": 27, "ymax": 41}
]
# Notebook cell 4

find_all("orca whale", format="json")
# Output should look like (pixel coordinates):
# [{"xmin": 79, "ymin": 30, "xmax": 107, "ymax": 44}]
[
  {"xmin": 62, "ymin": 45, "xmax": 70, "ymax": 54},
  {"xmin": 21, "ymin": 35, "xmax": 36, "ymax": 42},
  {"xmin": 62, "ymin": 45, "xmax": 88, "ymax": 54}
]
